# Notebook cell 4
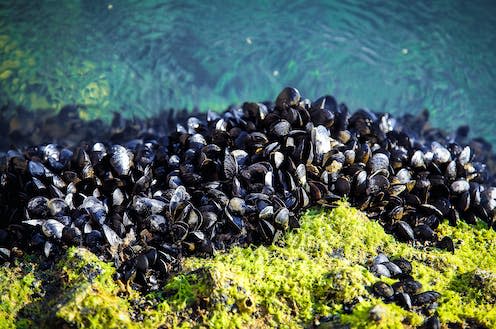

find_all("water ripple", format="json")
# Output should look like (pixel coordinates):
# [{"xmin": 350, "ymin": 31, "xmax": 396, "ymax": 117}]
[{"xmin": 0, "ymin": 0, "xmax": 495, "ymax": 143}]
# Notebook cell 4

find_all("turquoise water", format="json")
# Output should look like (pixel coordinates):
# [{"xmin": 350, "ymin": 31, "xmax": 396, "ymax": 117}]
[{"xmin": 0, "ymin": 0, "xmax": 495, "ymax": 143}]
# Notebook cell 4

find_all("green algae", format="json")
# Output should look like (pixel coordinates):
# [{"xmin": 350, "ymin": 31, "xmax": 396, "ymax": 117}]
[
  {"xmin": 0, "ymin": 263, "xmax": 40, "ymax": 329},
  {"xmin": 1, "ymin": 203, "xmax": 496, "ymax": 328},
  {"xmin": 174, "ymin": 204, "xmax": 423, "ymax": 328},
  {"xmin": 54, "ymin": 248, "xmax": 135, "ymax": 328}
]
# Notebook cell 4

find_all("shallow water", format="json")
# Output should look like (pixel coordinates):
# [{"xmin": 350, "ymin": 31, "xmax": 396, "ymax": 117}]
[{"xmin": 0, "ymin": 0, "xmax": 495, "ymax": 143}]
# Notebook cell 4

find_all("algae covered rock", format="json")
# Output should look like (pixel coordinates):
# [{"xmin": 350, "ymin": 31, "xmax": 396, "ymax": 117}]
[
  {"xmin": 0, "ymin": 248, "xmax": 135, "ymax": 329},
  {"xmin": 1, "ymin": 203, "xmax": 496, "ymax": 328}
]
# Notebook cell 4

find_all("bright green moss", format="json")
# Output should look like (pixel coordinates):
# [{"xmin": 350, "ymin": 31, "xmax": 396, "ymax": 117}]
[
  {"xmin": 54, "ymin": 248, "xmax": 136, "ymax": 329},
  {"xmin": 1, "ymin": 202, "xmax": 496, "ymax": 328},
  {"xmin": 177, "ymin": 202, "xmax": 423, "ymax": 328},
  {"xmin": 0, "ymin": 263, "xmax": 39, "ymax": 329}
]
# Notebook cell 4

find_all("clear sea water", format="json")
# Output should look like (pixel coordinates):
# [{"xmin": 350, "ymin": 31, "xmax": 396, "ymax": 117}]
[{"xmin": 0, "ymin": 0, "xmax": 495, "ymax": 144}]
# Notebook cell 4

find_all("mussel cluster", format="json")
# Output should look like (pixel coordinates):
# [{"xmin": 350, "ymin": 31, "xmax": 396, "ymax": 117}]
[
  {"xmin": 369, "ymin": 253, "xmax": 441, "ymax": 327},
  {"xmin": 1, "ymin": 87, "xmax": 496, "ymax": 289}
]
